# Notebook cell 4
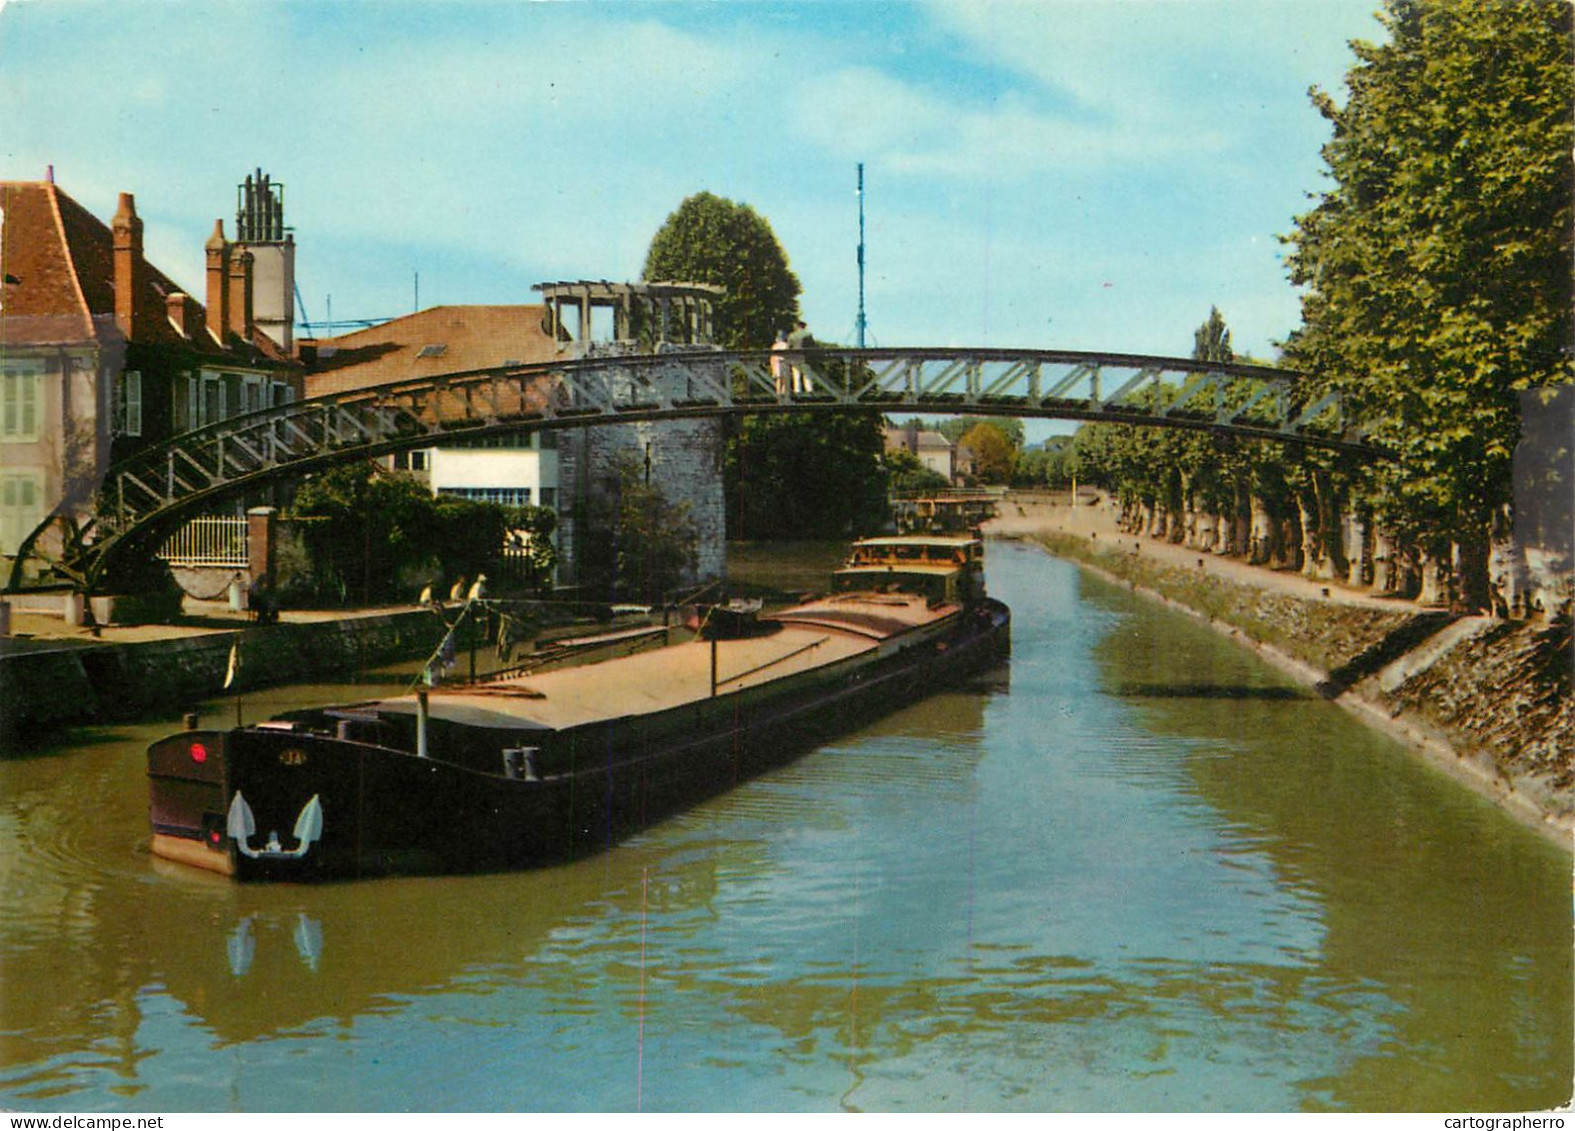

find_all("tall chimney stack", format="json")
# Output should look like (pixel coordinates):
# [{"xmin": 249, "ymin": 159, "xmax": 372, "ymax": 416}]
[
  {"xmin": 166, "ymin": 292, "xmax": 197, "ymax": 340},
  {"xmin": 231, "ymin": 167, "xmax": 295, "ymax": 352},
  {"xmin": 205, "ymin": 220, "xmax": 230, "ymax": 342},
  {"xmin": 112, "ymin": 193, "xmax": 143, "ymax": 340},
  {"xmin": 227, "ymin": 245, "xmax": 254, "ymax": 342}
]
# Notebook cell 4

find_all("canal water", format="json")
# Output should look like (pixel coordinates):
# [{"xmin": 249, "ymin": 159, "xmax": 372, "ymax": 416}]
[{"xmin": 1, "ymin": 541, "xmax": 1569, "ymax": 1112}]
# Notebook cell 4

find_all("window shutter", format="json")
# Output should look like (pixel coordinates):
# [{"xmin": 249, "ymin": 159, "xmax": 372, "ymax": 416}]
[
  {"xmin": 125, "ymin": 371, "xmax": 142, "ymax": 437},
  {"xmin": 20, "ymin": 373, "xmax": 36, "ymax": 437}
]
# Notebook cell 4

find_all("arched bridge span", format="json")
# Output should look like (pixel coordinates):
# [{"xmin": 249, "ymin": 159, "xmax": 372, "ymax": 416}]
[{"xmin": 17, "ymin": 346, "xmax": 1375, "ymax": 586}]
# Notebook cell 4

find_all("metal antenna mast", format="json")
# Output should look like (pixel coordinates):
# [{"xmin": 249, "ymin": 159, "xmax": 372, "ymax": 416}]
[{"xmin": 855, "ymin": 163, "xmax": 868, "ymax": 348}]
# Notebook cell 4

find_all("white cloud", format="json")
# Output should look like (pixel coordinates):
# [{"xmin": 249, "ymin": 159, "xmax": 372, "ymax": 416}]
[
  {"xmin": 786, "ymin": 63, "xmax": 1229, "ymax": 185},
  {"xmin": 0, "ymin": 0, "xmax": 1374, "ymax": 352}
]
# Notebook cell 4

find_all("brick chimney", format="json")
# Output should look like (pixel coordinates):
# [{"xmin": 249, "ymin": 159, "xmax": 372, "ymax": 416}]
[
  {"xmin": 227, "ymin": 245, "xmax": 254, "ymax": 343},
  {"xmin": 205, "ymin": 220, "xmax": 229, "ymax": 342},
  {"xmin": 112, "ymin": 193, "xmax": 143, "ymax": 339},
  {"xmin": 166, "ymin": 292, "xmax": 198, "ymax": 339}
]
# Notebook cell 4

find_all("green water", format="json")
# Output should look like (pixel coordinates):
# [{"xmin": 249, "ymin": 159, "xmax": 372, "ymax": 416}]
[{"xmin": 1, "ymin": 541, "xmax": 1568, "ymax": 1111}]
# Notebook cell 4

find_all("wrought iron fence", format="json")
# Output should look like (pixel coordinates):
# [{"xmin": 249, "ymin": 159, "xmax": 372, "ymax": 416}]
[{"xmin": 157, "ymin": 515, "xmax": 248, "ymax": 568}]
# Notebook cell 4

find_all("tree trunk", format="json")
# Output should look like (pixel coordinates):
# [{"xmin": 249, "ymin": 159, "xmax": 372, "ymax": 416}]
[
  {"xmin": 1283, "ymin": 509, "xmax": 1304, "ymax": 572},
  {"xmin": 1311, "ymin": 470, "xmax": 1345, "ymax": 581},
  {"xmin": 1488, "ymin": 504, "xmax": 1530, "ymax": 617},
  {"xmin": 1295, "ymin": 491, "xmax": 1324, "ymax": 578},
  {"xmin": 1344, "ymin": 512, "xmax": 1369, "ymax": 589},
  {"xmin": 1416, "ymin": 546, "xmax": 1450, "ymax": 606},
  {"xmin": 1193, "ymin": 509, "xmax": 1216, "ymax": 552},
  {"xmin": 1371, "ymin": 527, "xmax": 1398, "ymax": 594},
  {"xmin": 1229, "ymin": 479, "xmax": 1250, "ymax": 557},
  {"xmin": 1166, "ymin": 474, "xmax": 1186, "ymax": 544},
  {"xmin": 1249, "ymin": 492, "xmax": 1276, "ymax": 565},
  {"xmin": 1452, "ymin": 522, "xmax": 1492, "ymax": 613}
]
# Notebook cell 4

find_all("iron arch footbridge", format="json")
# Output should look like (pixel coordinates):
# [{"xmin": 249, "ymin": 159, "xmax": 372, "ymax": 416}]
[{"xmin": 14, "ymin": 346, "xmax": 1374, "ymax": 587}]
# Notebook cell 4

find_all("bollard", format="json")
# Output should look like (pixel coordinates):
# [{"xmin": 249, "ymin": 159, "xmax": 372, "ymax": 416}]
[{"xmin": 229, "ymin": 576, "xmax": 247, "ymax": 613}]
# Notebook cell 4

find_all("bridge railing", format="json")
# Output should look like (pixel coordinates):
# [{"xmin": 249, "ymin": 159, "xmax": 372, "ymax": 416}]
[{"xmin": 82, "ymin": 346, "xmax": 1359, "ymax": 567}]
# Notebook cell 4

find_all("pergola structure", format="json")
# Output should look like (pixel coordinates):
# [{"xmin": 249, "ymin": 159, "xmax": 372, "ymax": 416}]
[{"xmin": 533, "ymin": 280, "xmax": 726, "ymax": 347}]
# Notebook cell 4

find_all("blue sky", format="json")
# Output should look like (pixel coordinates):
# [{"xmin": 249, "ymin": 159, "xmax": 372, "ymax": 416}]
[{"xmin": 1, "ymin": 0, "xmax": 1381, "ymax": 367}]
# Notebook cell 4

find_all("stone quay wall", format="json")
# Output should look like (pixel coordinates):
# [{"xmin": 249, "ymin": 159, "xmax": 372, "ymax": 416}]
[{"xmin": 0, "ymin": 610, "xmax": 444, "ymax": 749}]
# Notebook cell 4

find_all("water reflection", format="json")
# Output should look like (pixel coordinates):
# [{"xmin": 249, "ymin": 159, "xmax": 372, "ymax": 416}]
[{"xmin": 1082, "ymin": 575, "xmax": 1573, "ymax": 1111}]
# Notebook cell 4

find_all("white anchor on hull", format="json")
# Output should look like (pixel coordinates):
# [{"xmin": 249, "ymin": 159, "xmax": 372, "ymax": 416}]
[{"xmin": 226, "ymin": 791, "xmax": 324, "ymax": 859}]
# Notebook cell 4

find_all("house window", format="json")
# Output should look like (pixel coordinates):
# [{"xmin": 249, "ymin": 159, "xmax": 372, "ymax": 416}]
[
  {"xmin": 199, "ymin": 372, "xmax": 228, "ymax": 426},
  {"xmin": 1, "ymin": 362, "xmax": 42, "ymax": 441},
  {"xmin": 242, "ymin": 375, "xmax": 263, "ymax": 416},
  {"xmin": 437, "ymin": 486, "xmax": 532, "ymax": 507},
  {"xmin": 115, "ymin": 370, "xmax": 143, "ymax": 437},
  {"xmin": 0, "ymin": 470, "xmax": 45, "ymax": 555}
]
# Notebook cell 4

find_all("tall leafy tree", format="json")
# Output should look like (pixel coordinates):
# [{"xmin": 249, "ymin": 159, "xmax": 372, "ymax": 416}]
[
  {"xmin": 642, "ymin": 192, "xmax": 801, "ymax": 348},
  {"xmin": 956, "ymin": 421, "xmax": 1019, "ymax": 485},
  {"xmin": 1193, "ymin": 305, "xmax": 1234, "ymax": 366},
  {"xmin": 1282, "ymin": 0, "xmax": 1574, "ymax": 603},
  {"xmin": 938, "ymin": 415, "xmax": 1026, "ymax": 449},
  {"xmin": 643, "ymin": 192, "xmax": 887, "ymax": 539},
  {"xmin": 578, "ymin": 454, "xmax": 699, "ymax": 603}
]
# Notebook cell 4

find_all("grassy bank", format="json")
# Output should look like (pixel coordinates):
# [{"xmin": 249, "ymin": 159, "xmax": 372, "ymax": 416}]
[{"xmin": 1030, "ymin": 529, "xmax": 1573, "ymax": 837}]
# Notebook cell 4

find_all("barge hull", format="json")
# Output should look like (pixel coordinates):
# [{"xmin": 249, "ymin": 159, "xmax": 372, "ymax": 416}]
[{"xmin": 154, "ymin": 600, "xmax": 1008, "ymax": 881}]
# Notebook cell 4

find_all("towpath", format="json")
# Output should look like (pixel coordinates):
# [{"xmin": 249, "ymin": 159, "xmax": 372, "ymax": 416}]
[{"xmin": 986, "ymin": 493, "xmax": 1422, "ymax": 614}]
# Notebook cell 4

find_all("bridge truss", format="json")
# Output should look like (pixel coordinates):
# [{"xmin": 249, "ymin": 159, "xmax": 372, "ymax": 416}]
[{"xmin": 13, "ymin": 346, "xmax": 1371, "ymax": 587}]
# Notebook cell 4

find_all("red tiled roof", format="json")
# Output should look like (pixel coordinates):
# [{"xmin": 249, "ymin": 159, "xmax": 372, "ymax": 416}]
[
  {"xmin": 0, "ymin": 181, "xmax": 99, "ymax": 344},
  {"xmin": 0, "ymin": 180, "xmax": 294, "ymax": 367},
  {"xmin": 306, "ymin": 305, "xmax": 559, "ymax": 396},
  {"xmin": 884, "ymin": 426, "xmax": 953, "ymax": 452}
]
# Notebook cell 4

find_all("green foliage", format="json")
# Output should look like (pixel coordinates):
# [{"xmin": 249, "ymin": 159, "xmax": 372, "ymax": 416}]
[
  {"xmin": 728, "ymin": 411, "xmax": 890, "ymax": 538},
  {"xmin": 956, "ymin": 421, "xmax": 1019, "ymax": 485},
  {"xmin": 1193, "ymin": 306, "xmax": 1234, "ymax": 365},
  {"xmin": 642, "ymin": 191, "xmax": 802, "ymax": 349},
  {"xmin": 287, "ymin": 463, "xmax": 541, "ymax": 603},
  {"xmin": 1282, "ymin": 0, "xmax": 1574, "ymax": 555},
  {"xmin": 882, "ymin": 447, "xmax": 951, "ymax": 495},
  {"xmin": 1011, "ymin": 440, "xmax": 1078, "ymax": 489},
  {"xmin": 936, "ymin": 415, "xmax": 1026, "ymax": 449},
  {"xmin": 578, "ymin": 453, "xmax": 699, "ymax": 602},
  {"xmin": 432, "ymin": 496, "xmax": 509, "ymax": 587},
  {"xmin": 503, "ymin": 504, "xmax": 558, "ymax": 595},
  {"xmin": 642, "ymin": 192, "xmax": 886, "ymax": 540},
  {"xmin": 1070, "ymin": 312, "xmax": 1292, "ymax": 533},
  {"xmin": 99, "ymin": 551, "xmax": 183, "ymax": 622}
]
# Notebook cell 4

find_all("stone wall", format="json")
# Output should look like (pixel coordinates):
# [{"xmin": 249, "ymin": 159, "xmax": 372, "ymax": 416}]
[{"xmin": 554, "ymin": 344, "xmax": 726, "ymax": 589}]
